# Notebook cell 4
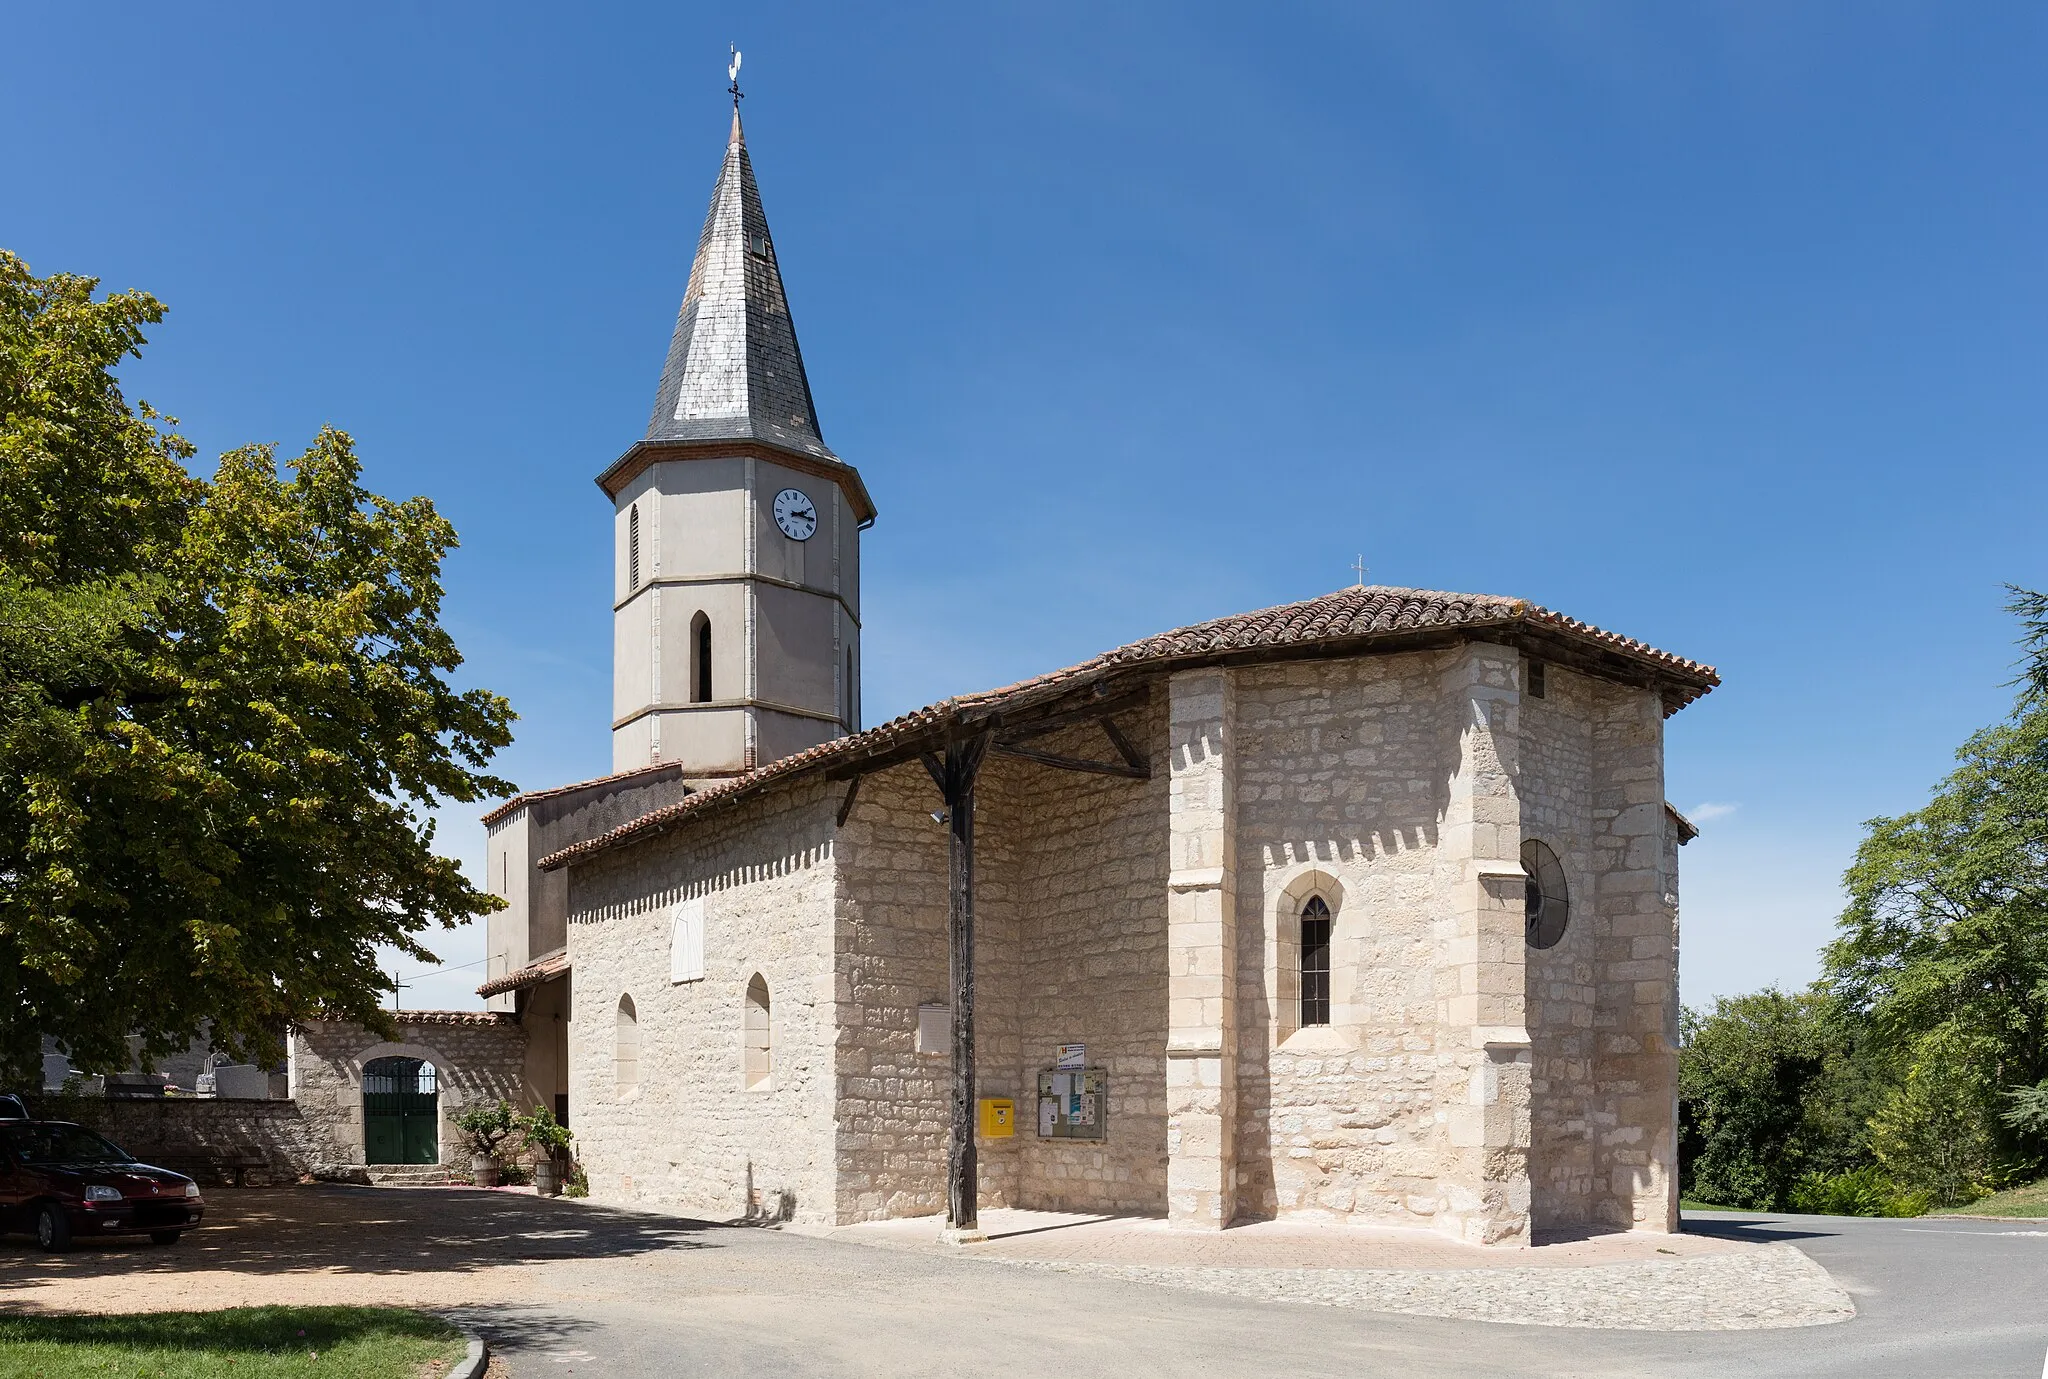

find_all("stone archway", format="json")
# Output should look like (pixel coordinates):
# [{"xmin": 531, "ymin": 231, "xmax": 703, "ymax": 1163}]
[{"xmin": 363, "ymin": 1056, "xmax": 440, "ymax": 1165}]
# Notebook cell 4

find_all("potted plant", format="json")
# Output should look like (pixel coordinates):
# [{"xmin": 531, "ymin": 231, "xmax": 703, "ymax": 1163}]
[
  {"xmin": 518, "ymin": 1106, "xmax": 574, "ymax": 1197},
  {"xmin": 454, "ymin": 1100, "xmax": 516, "ymax": 1187}
]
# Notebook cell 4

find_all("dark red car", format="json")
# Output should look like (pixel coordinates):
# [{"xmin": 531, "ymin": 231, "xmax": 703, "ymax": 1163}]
[{"xmin": 0, "ymin": 1120, "xmax": 205, "ymax": 1250}]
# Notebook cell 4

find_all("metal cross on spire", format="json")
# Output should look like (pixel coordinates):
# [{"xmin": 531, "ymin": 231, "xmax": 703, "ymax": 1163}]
[
  {"xmin": 1351, "ymin": 554, "xmax": 1369, "ymax": 587},
  {"xmin": 728, "ymin": 44, "xmax": 744, "ymax": 110}
]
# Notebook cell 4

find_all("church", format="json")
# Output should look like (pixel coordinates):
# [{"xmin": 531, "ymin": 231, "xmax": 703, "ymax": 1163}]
[{"xmin": 476, "ymin": 101, "xmax": 1718, "ymax": 1246}]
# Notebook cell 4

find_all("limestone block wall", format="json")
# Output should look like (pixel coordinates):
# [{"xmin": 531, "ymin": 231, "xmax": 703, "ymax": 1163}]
[
  {"xmin": 1590, "ymin": 682, "xmax": 1680, "ymax": 1230},
  {"xmin": 1226, "ymin": 646, "xmax": 1680, "ymax": 1240},
  {"xmin": 25, "ymin": 1094, "xmax": 324, "ymax": 1185},
  {"xmin": 1520, "ymin": 664, "xmax": 1601, "ymax": 1227},
  {"xmin": 829, "ymin": 758, "xmax": 1027, "ymax": 1222},
  {"xmin": 1010, "ymin": 699, "xmax": 1170, "ymax": 1215},
  {"xmin": 289, "ymin": 1013, "xmax": 526, "ymax": 1173},
  {"xmin": 1230, "ymin": 650, "xmax": 1456, "ymax": 1227},
  {"xmin": 565, "ymin": 781, "xmax": 839, "ymax": 1224},
  {"xmin": 827, "ymin": 700, "xmax": 1170, "ymax": 1224}
]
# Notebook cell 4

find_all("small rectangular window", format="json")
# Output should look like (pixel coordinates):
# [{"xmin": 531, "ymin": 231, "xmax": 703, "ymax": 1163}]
[
  {"xmin": 1528, "ymin": 660, "xmax": 1546, "ymax": 699},
  {"xmin": 748, "ymin": 233, "xmax": 770, "ymax": 257},
  {"xmin": 1301, "ymin": 914, "xmax": 1332, "ymax": 1027}
]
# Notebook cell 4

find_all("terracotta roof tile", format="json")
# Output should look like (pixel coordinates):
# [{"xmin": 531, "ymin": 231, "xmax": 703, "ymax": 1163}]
[
  {"xmin": 538, "ymin": 586, "xmax": 1718, "ymax": 873},
  {"xmin": 480, "ymin": 760, "xmax": 688, "ymax": 827},
  {"xmin": 386, "ymin": 1011, "xmax": 519, "ymax": 1028},
  {"xmin": 475, "ymin": 948, "xmax": 570, "ymax": 999}
]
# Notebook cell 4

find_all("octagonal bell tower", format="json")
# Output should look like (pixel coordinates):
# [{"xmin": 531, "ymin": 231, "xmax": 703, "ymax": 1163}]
[{"xmin": 597, "ymin": 106, "xmax": 876, "ymax": 778}]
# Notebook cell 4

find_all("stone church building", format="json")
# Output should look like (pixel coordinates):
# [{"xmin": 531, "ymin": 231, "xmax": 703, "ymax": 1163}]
[{"xmin": 477, "ymin": 105, "xmax": 1718, "ymax": 1246}]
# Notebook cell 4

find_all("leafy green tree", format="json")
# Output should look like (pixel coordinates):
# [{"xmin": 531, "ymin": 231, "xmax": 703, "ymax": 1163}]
[
  {"xmin": 1678, "ymin": 989, "xmax": 1842, "ymax": 1209},
  {"xmin": 0, "ymin": 250, "xmax": 513, "ymax": 1088},
  {"xmin": 1822, "ymin": 587, "xmax": 2048, "ymax": 1184}
]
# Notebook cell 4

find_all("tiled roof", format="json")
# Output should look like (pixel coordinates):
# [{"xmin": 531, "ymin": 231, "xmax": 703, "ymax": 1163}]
[
  {"xmin": 537, "ymin": 586, "xmax": 1718, "ymax": 872},
  {"xmin": 390, "ymin": 1011, "xmax": 519, "ymax": 1028},
  {"xmin": 640, "ymin": 110, "xmax": 835, "ymax": 462},
  {"xmin": 479, "ymin": 760, "xmax": 687, "ymax": 828},
  {"xmin": 475, "ymin": 948, "xmax": 570, "ymax": 999}
]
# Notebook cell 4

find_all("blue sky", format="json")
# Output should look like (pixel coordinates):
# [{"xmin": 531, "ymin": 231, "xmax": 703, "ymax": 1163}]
[{"xmin": 8, "ymin": 4, "xmax": 2045, "ymax": 1011}]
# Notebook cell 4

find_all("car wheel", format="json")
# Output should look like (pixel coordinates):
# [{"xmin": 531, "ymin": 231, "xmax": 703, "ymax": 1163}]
[
  {"xmin": 148, "ymin": 1230, "xmax": 182, "ymax": 1246},
  {"xmin": 35, "ymin": 1204, "xmax": 71, "ymax": 1252}
]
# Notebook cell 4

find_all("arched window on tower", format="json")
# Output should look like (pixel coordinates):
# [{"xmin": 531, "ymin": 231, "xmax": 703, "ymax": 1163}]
[
  {"xmin": 1300, "ymin": 896, "xmax": 1332, "ymax": 1027},
  {"xmin": 628, "ymin": 504, "xmax": 640, "ymax": 590},
  {"xmin": 744, "ymin": 975, "xmax": 771, "ymax": 1089},
  {"xmin": 615, "ymin": 994, "xmax": 640, "ymax": 1097},
  {"xmin": 691, "ymin": 612, "xmax": 712, "ymax": 703}
]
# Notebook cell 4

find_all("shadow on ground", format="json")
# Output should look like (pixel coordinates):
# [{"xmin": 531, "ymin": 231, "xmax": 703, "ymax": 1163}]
[
  {"xmin": 1680, "ymin": 1213, "xmax": 1841, "ymax": 1244},
  {"xmin": 0, "ymin": 1184, "xmax": 721, "ymax": 1290}
]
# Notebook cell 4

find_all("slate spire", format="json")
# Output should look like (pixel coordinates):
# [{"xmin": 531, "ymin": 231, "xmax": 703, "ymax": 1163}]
[{"xmin": 644, "ymin": 110, "xmax": 835, "ymax": 460}]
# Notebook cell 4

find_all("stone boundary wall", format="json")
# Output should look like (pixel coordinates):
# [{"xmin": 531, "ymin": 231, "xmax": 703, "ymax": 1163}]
[
  {"xmin": 25, "ymin": 1094, "xmax": 322, "ymax": 1185},
  {"xmin": 292, "ymin": 1014, "xmax": 527, "ymax": 1175}
]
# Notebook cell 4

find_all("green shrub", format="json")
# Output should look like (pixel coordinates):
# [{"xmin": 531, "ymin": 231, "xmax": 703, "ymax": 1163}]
[{"xmin": 1788, "ymin": 1165, "xmax": 1931, "ymax": 1218}]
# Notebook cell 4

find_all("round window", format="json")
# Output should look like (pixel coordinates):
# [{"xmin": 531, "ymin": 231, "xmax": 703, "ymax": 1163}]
[{"xmin": 1522, "ymin": 839, "xmax": 1571, "ymax": 949}]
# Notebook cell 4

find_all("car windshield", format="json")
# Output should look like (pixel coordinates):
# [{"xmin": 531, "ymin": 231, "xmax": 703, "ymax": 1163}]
[{"xmin": 11, "ymin": 1125, "xmax": 133, "ymax": 1164}]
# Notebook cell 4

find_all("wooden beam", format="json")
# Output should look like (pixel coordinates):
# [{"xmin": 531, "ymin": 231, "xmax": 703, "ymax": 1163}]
[
  {"xmin": 1097, "ymin": 716, "xmax": 1146, "ymax": 773},
  {"xmin": 990, "ymin": 742, "xmax": 1148, "ymax": 780},
  {"xmin": 931, "ymin": 729, "xmax": 992, "ymax": 1238},
  {"xmin": 834, "ymin": 776, "xmax": 862, "ymax": 827},
  {"xmin": 990, "ymin": 689, "xmax": 1150, "ymax": 745}
]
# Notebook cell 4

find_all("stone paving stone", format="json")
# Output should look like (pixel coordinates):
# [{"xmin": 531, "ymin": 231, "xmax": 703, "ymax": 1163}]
[{"xmin": 982, "ymin": 1244, "xmax": 1855, "ymax": 1331}]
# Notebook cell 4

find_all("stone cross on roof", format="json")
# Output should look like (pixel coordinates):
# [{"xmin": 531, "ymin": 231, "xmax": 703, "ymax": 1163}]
[{"xmin": 644, "ymin": 105, "xmax": 836, "ymax": 462}]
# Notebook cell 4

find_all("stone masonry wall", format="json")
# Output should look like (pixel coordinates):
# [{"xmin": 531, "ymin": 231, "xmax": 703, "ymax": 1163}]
[
  {"xmin": 1010, "ymin": 699, "xmax": 1171, "ymax": 1215},
  {"xmin": 1519, "ymin": 662, "xmax": 1601, "ymax": 1228},
  {"xmin": 1590, "ymin": 680, "xmax": 1680, "ymax": 1230},
  {"xmin": 25, "ymin": 1095, "xmax": 324, "ymax": 1186},
  {"xmin": 829, "ymin": 757, "xmax": 1025, "ymax": 1222},
  {"xmin": 1230, "ymin": 649, "xmax": 1456, "ymax": 1227},
  {"xmin": 565, "ymin": 780, "xmax": 839, "ymax": 1225},
  {"xmin": 290, "ymin": 1014, "xmax": 526, "ymax": 1175}
]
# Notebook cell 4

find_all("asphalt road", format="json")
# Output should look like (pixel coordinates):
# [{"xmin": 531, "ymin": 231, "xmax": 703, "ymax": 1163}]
[{"xmin": 468, "ymin": 1210, "xmax": 2048, "ymax": 1379}]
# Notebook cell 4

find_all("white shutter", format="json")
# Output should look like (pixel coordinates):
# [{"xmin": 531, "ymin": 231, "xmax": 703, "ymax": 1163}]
[
  {"xmin": 916, "ymin": 1003, "xmax": 949, "ymax": 1055},
  {"xmin": 669, "ymin": 898, "xmax": 705, "ymax": 984}
]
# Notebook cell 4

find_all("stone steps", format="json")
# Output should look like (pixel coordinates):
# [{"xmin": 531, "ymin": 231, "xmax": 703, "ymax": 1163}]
[{"xmin": 365, "ymin": 1164, "xmax": 461, "ymax": 1186}]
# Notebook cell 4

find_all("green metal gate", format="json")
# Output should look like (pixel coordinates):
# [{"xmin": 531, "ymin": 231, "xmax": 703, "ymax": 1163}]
[{"xmin": 363, "ymin": 1057, "xmax": 439, "ymax": 1165}]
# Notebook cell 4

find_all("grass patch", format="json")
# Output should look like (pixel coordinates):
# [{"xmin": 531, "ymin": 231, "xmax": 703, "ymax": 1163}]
[
  {"xmin": 1679, "ymin": 1198, "xmax": 1744, "ymax": 1212},
  {"xmin": 1933, "ymin": 1178, "xmax": 2048, "ymax": 1219},
  {"xmin": 0, "ymin": 1305, "xmax": 466, "ymax": 1379}
]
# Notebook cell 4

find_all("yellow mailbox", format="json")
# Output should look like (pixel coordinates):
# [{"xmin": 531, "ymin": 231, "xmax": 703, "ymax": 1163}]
[{"xmin": 978, "ymin": 1097, "xmax": 1015, "ymax": 1138}]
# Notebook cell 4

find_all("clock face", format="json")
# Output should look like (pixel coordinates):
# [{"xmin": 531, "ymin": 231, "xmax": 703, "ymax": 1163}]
[{"xmin": 772, "ymin": 488, "xmax": 818, "ymax": 541}]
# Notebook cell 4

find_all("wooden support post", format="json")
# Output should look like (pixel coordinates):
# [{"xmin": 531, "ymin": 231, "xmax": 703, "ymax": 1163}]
[{"xmin": 924, "ymin": 730, "xmax": 992, "ymax": 1241}]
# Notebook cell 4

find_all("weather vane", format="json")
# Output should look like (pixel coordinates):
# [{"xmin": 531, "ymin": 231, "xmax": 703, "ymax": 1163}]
[{"xmin": 728, "ymin": 44, "xmax": 744, "ymax": 110}]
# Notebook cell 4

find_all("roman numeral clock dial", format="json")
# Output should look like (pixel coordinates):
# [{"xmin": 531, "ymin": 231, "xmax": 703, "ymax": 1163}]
[{"xmin": 772, "ymin": 488, "xmax": 818, "ymax": 541}]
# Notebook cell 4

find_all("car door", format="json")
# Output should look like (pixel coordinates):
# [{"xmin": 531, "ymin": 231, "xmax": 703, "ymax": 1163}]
[{"xmin": 0, "ymin": 1127, "xmax": 25, "ymax": 1231}]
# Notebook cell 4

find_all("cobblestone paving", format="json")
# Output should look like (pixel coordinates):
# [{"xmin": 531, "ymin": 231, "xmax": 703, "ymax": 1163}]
[{"xmin": 983, "ymin": 1244, "xmax": 1854, "ymax": 1331}]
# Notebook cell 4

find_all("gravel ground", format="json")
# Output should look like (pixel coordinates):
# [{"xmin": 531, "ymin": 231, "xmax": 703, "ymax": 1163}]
[{"xmin": 985, "ymin": 1241, "xmax": 1855, "ymax": 1330}]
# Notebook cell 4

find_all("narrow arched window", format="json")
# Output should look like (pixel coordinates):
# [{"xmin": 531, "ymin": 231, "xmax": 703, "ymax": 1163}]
[
  {"xmin": 1300, "ymin": 896, "xmax": 1332, "ymax": 1027},
  {"xmin": 744, "ymin": 975, "xmax": 771, "ymax": 1088},
  {"xmin": 628, "ymin": 504, "xmax": 641, "ymax": 590},
  {"xmin": 691, "ymin": 612, "xmax": 713, "ymax": 703},
  {"xmin": 1523, "ymin": 840, "xmax": 1571, "ymax": 949},
  {"xmin": 615, "ymin": 994, "xmax": 640, "ymax": 1096}
]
